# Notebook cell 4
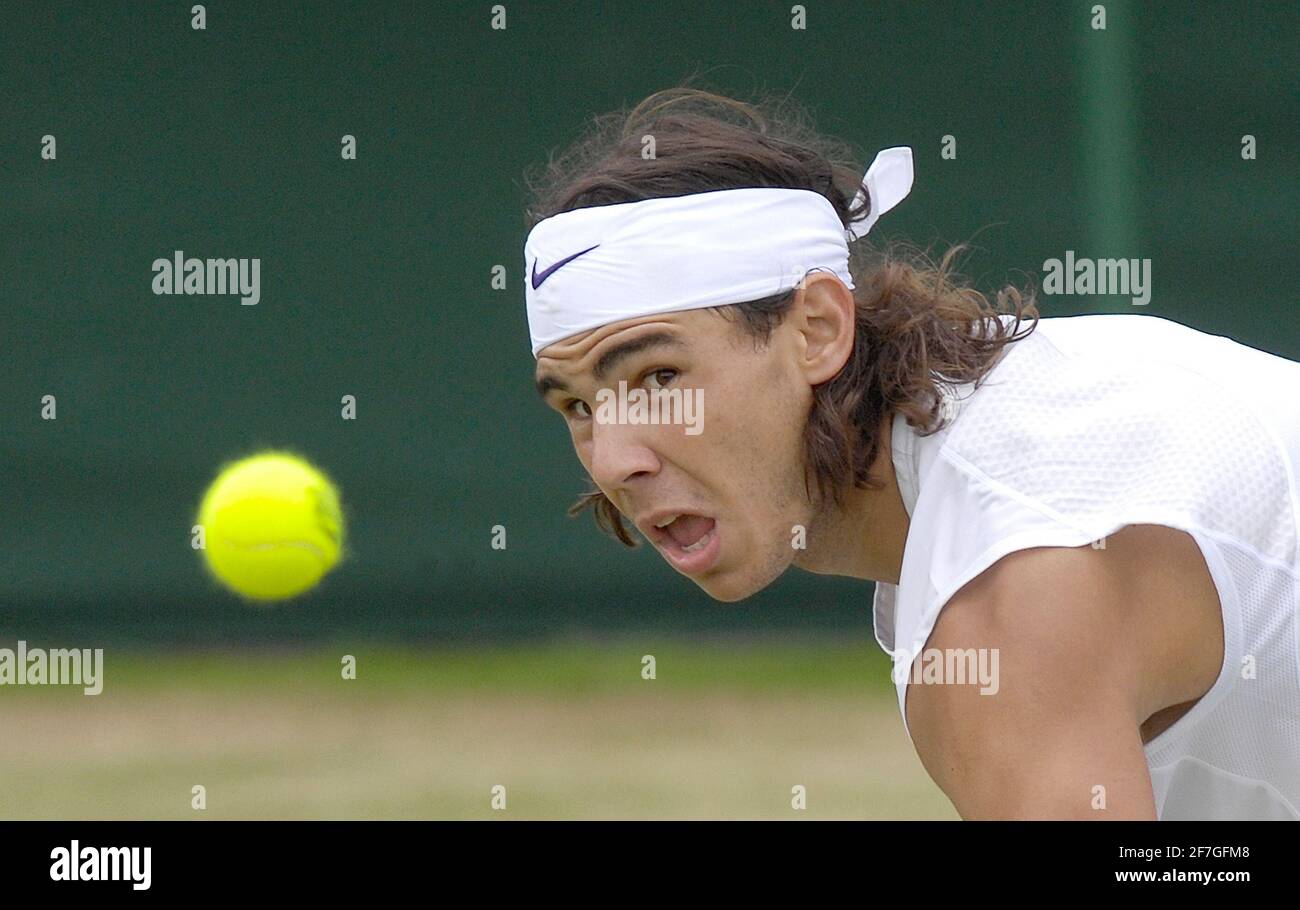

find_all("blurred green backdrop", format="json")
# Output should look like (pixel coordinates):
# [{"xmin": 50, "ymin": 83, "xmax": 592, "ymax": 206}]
[{"xmin": 1, "ymin": 0, "xmax": 1296, "ymax": 645}]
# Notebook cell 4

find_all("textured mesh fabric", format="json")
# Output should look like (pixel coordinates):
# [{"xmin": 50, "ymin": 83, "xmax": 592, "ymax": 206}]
[{"xmin": 872, "ymin": 314, "xmax": 1300, "ymax": 819}]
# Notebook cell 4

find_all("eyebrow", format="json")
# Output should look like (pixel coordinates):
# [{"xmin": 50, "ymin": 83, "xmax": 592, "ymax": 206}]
[
  {"xmin": 534, "ymin": 332, "xmax": 685, "ymax": 399},
  {"xmin": 535, "ymin": 373, "xmax": 570, "ymax": 398}
]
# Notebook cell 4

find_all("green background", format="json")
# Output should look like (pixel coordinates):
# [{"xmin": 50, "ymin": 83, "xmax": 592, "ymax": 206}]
[{"xmin": 2, "ymin": 1, "xmax": 1296, "ymax": 644}]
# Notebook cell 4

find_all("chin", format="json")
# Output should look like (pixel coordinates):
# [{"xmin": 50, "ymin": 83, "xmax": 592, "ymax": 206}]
[{"xmin": 693, "ymin": 565, "xmax": 782, "ymax": 603}]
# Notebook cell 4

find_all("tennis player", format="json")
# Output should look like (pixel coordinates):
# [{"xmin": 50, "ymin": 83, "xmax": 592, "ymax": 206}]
[{"xmin": 523, "ymin": 88, "xmax": 1300, "ymax": 820}]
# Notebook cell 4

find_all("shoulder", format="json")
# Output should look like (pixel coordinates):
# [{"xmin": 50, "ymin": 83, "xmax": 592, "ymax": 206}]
[{"xmin": 904, "ymin": 524, "xmax": 1223, "ymax": 818}]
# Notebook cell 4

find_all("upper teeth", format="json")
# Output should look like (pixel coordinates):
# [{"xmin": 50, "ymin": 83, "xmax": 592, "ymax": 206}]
[{"xmin": 655, "ymin": 515, "xmax": 681, "ymax": 528}]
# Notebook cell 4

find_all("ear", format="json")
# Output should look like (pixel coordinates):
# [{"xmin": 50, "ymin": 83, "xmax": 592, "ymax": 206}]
[{"xmin": 791, "ymin": 272, "xmax": 855, "ymax": 385}]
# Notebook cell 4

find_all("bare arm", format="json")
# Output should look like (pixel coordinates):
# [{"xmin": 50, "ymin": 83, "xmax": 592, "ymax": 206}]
[{"xmin": 904, "ymin": 530, "xmax": 1219, "ymax": 820}]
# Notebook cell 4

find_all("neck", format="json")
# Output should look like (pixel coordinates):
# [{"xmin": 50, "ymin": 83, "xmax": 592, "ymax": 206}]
[{"xmin": 794, "ymin": 413, "xmax": 911, "ymax": 585}]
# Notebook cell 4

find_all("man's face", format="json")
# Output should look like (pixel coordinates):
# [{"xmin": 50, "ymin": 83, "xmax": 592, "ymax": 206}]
[{"xmin": 535, "ymin": 308, "xmax": 818, "ymax": 601}]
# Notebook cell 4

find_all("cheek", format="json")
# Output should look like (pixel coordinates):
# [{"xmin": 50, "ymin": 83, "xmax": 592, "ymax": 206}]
[
  {"xmin": 727, "ymin": 364, "xmax": 808, "ymax": 453},
  {"xmin": 709, "ymin": 372, "xmax": 809, "ymax": 502},
  {"xmin": 714, "ymin": 356, "xmax": 791, "ymax": 426}
]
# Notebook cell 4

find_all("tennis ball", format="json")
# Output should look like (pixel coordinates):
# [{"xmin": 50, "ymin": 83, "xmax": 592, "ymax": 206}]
[{"xmin": 196, "ymin": 451, "xmax": 344, "ymax": 601}]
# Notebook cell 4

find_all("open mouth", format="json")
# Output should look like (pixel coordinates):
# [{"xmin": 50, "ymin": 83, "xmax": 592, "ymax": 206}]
[{"xmin": 644, "ymin": 513, "xmax": 721, "ymax": 574}]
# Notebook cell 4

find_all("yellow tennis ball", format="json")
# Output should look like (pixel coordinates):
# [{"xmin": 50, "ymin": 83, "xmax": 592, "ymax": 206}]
[{"xmin": 197, "ymin": 451, "xmax": 344, "ymax": 601}]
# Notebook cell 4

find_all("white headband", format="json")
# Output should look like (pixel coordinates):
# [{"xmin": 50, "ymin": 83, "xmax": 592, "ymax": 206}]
[{"xmin": 524, "ymin": 146, "xmax": 914, "ymax": 357}]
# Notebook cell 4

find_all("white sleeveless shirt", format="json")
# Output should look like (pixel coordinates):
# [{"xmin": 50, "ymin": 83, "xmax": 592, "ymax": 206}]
[{"xmin": 872, "ymin": 313, "xmax": 1300, "ymax": 819}]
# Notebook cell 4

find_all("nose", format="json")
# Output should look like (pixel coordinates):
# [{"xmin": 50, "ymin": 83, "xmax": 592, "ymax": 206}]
[{"xmin": 587, "ymin": 419, "xmax": 660, "ymax": 492}]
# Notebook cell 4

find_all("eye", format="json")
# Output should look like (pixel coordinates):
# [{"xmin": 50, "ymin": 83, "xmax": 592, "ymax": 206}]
[
  {"xmin": 643, "ymin": 368, "xmax": 679, "ymax": 390},
  {"xmin": 564, "ymin": 399, "xmax": 592, "ymax": 419}
]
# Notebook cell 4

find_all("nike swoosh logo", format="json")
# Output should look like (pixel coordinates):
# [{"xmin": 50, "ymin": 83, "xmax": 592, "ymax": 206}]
[{"xmin": 531, "ymin": 244, "xmax": 600, "ymax": 290}]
